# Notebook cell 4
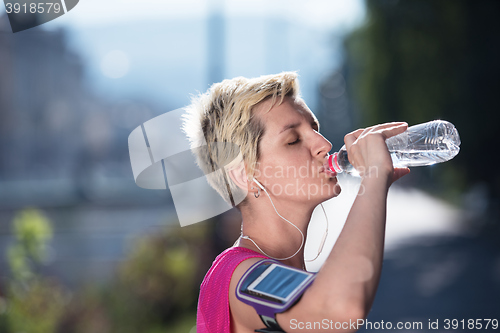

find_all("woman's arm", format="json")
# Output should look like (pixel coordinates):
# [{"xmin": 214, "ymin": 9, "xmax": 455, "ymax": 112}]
[
  {"xmin": 230, "ymin": 122, "xmax": 409, "ymax": 332},
  {"xmin": 280, "ymin": 122, "xmax": 409, "ymax": 332},
  {"xmin": 309, "ymin": 122, "xmax": 410, "ymax": 315}
]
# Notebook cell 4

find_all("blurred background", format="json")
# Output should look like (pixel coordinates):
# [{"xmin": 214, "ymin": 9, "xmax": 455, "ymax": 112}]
[{"xmin": 0, "ymin": 0, "xmax": 499, "ymax": 332}]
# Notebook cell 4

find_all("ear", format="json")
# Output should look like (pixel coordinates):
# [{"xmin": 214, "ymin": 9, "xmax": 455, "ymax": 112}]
[{"xmin": 226, "ymin": 163, "xmax": 258, "ymax": 196}]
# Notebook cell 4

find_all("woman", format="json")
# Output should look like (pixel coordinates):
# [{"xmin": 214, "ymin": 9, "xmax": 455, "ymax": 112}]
[{"xmin": 183, "ymin": 72, "xmax": 409, "ymax": 332}]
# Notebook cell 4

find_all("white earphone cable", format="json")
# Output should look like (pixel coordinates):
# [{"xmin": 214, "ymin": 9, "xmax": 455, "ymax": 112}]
[
  {"xmin": 241, "ymin": 180, "xmax": 328, "ymax": 262},
  {"xmin": 304, "ymin": 203, "xmax": 328, "ymax": 262}
]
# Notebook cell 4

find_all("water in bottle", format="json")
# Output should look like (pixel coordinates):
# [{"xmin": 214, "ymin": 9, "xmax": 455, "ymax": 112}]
[{"xmin": 325, "ymin": 120, "xmax": 461, "ymax": 176}]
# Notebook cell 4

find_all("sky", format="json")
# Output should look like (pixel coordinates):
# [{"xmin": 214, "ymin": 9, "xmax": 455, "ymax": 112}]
[
  {"xmin": 38, "ymin": 0, "xmax": 366, "ymax": 32},
  {"xmin": 0, "ymin": 0, "xmax": 367, "ymax": 111},
  {"xmin": 1, "ymin": 0, "xmax": 368, "ymax": 120}
]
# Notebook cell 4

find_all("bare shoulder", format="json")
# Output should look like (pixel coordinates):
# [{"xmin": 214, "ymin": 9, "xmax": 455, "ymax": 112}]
[{"xmin": 228, "ymin": 257, "xmax": 267, "ymax": 332}]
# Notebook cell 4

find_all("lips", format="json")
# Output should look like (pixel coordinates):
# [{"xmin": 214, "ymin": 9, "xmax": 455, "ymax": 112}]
[
  {"xmin": 319, "ymin": 166, "xmax": 337, "ymax": 178},
  {"xmin": 324, "ymin": 168, "xmax": 337, "ymax": 177},
  {"xmin": 320, "ymin": 155, "xmax": 337, "ymax": 178}
]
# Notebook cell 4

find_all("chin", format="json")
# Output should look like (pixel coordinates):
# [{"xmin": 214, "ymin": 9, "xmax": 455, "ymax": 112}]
[
  {"xmin": 333, "ymin": 183, "xmax": 342, "ymax": 196},
  {"xmin": 308, "ymin": 184, "xmax": 341, "ymax": 206},
  {"xmin": 322, "ymin": 179, "xmax": 342, "ymax": 197}
]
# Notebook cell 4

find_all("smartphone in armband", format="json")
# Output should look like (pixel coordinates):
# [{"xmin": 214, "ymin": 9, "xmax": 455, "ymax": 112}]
[{"xmin": 236, "ymin": 259, "xmax": 316, "ymax": 332}]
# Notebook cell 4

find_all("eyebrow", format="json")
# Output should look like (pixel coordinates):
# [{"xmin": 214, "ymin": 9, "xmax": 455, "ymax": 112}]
[
  {"xmin": 279, "ymin": 119, "xmax": 319, "ymax": 135},
  {"xmin": 279, "ymin": 122, "xmax": 301, "ymax": 134}
]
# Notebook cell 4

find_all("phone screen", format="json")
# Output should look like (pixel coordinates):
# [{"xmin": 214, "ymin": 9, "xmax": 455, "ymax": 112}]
[{"xmin": 247, "ymin": 264, "xmax": 313, "ymax": 302}]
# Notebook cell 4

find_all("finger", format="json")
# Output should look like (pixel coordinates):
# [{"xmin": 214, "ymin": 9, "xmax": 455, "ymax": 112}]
[
  {"xmin": 357, "ymin": 122, "xmax": 407, "ymax": 138},
  {"xmin": 391, "ymin": 167, "xmax": 410, "ymax": 183},
  {"xmin": 344, "ymin": 128, "xmax": 364, "ymax": 149},
  {"xmin": 362, "ymin": 121, "xmax": 407, "ymax": 132},
  {"xmin": 378, "ymin": 122, "xmax": 408, "ymax": 139}
]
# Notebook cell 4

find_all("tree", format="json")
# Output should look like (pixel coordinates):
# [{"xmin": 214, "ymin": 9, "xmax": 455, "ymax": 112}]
[{"xmin": 343, "ymin": 0, "xmax": 500, "ymax": 229}]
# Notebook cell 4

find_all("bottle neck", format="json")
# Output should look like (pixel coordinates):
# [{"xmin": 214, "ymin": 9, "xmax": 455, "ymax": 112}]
[{"xmin": 327, "ymin": 152, "xmax": 343, "ymax": 173}]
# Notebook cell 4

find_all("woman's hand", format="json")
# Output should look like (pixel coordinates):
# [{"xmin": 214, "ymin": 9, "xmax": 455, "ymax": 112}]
[{"xmin": 344, "ymin": 122, "xmax": 410, "ymax": 185}]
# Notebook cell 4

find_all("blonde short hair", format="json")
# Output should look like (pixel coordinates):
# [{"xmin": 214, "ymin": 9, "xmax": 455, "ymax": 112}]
[{"xmin": 182, "ymin": 72, "xmax": 301, "ymax": 207}]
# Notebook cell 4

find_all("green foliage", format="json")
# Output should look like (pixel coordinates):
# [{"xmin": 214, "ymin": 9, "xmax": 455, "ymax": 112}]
[
  {"xmin": 7, "ymin": 208, "xmax": 53, "ymax": 282},
  {"xmin": 59, "ymin": 222, "xmax": 213, "ymax": 333},
  {"xmin": 1, "ymin": 208, "xmax": 68, "ymax": 333},
  {"xmin": 1, "ymin": 209, "xmax": 216, "ymax": 333},
  {"xmin": 346, "ymin": 0, "xmax": 468, "ymax": 126},
  {"xmin": 110, "ymin": 223, "xmax": 206, "ymax": 331},
  {"xmin": 344, "ymin": 0, "xmax": 500, "ymax": 204},
  {"xmin": 6, "ymin": 278, "xmax": 69, "ymax": 333}
]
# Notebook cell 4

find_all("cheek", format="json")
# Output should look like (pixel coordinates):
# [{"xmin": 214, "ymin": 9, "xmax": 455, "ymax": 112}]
[{"xmin": 257, "ymin": 155, "xmax": 320, "ymax": 183}]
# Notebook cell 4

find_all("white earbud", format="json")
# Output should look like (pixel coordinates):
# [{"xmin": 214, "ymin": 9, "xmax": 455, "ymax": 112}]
[{"xmin": 253, "ymin": 178, "xmax": 265, "ymax": 190}]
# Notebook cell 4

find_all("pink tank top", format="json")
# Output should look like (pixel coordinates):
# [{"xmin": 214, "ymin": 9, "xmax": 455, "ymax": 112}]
[{"xmin": 196, "ymin": 246, "xmax": 268, "ymax": 333}]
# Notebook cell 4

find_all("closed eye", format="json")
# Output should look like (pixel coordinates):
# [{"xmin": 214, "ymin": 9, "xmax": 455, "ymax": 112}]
[{"xmin": 288, "ymin": 138, "xmax": 300, "ymax": 145}]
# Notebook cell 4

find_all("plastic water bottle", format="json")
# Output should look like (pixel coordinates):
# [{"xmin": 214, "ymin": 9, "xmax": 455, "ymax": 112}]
[{"xmin": 325, "ymin": 120, "xmax": 461, "ymax": 176}]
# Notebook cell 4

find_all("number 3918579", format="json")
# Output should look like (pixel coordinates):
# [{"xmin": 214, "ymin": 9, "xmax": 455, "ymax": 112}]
[{"xmin": 5, "ymin": 2, "xmax": 62, "ymax": 14}]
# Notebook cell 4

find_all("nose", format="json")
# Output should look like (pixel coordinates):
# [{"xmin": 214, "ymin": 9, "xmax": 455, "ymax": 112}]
[{"xmin": 312, "ymin": 131, "xmax": 332, "ymax": 158}]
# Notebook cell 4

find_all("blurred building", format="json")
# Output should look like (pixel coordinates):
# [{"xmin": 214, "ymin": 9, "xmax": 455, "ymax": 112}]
[
  {"xmin": 0, "ymin": 14, "xmax": 172, "ymax": 288},
  {"xmin": 0, "ymin": 14, "xmax": 85, "ymax": 180},
  {"xmin": 0, "ymin": 14, "xmax": 166, "ymax": 207}
]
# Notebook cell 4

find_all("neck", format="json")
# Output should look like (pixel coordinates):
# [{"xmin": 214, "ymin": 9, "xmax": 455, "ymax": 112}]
[{"xmin": 237, "ymin": 193, "xmax": 314, "ymax": 270}]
